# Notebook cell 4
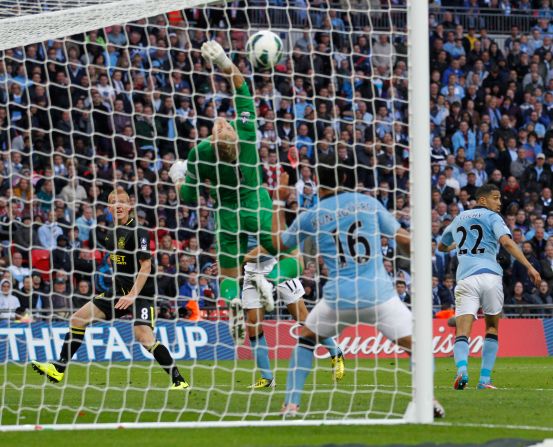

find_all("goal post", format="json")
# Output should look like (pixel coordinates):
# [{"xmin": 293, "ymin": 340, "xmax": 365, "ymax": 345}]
[
  {"xmin": 0, "ymin": 0, "xmax": 434, "ymax": 431},
  {"xmin": 406, "ymin": 0, "xmax": 433, "ymax": 424}
]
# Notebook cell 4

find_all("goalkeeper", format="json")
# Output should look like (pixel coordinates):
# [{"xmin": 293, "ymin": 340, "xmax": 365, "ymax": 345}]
[{"xmin": 170, "ymin": 40, "xmax": 343, "ymax": 389}]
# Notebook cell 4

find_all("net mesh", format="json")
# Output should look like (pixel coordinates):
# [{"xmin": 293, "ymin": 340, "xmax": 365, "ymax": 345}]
[
  {"xmin": 0, "ymin": 0, "xmax": 414, "ymax": 427},
  {"xmin": 0, "ymin": 0, "xmax": 122, "ymax": 17}
]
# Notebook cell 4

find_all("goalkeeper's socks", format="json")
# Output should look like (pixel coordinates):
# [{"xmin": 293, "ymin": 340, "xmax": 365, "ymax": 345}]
[
  {"xmin": 56, "ymin": 326, "xmax": 86, "ymax": 372},
  {"xmin": 149, "ymin": 342, "xmax": 185, "ymax": 383},
  {"xmin": 479, "ymin": 334, "xmax": 498, "ymax": 384},
  {"xmin": 320, "ymin": 337, "xmax": 341, "ymax": 358},
  {"xmin": 285, "ymin": 337, "xmax": 316, "ymax": 405},
  {"xmin": 453, "ymin": 335, "xmax": 469, "ymax": 376},
  {"xmin": 250, "ymin": 332, "xmax": 272, "ymax": 380},
  {"xmin": 267, "ymin": 258, "xmax": 302, "ymax": 283}
]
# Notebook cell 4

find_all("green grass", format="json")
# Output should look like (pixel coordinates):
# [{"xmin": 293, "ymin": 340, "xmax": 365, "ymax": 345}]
[{"xmin": 2, "ymin": 357, "xmax": 553, "ymax": 446}]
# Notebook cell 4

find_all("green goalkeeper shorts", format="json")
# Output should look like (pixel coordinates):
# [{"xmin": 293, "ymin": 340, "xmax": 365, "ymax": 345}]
[{"xmin": 217, "ymin": 188, "xmax": 290, "ymax": 270}]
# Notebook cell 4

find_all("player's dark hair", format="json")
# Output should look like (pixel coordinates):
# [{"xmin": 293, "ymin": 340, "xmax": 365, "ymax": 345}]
[
  {"xmin": 475, "ymin": 184, "xmax": 500, "ymax": 201},
  {"xmin": 316, "ymin": 154, "xmax": 345, "ymax": 189}
]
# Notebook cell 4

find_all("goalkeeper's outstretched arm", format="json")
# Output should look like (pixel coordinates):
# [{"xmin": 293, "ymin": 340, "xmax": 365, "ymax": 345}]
[
  {"xmin": 201, "ymin": 40, "xmax": 245, "ymax": 90},
  {"xmin": 169, "ymin": 41, "xmax": 247, "ymax": 192}
]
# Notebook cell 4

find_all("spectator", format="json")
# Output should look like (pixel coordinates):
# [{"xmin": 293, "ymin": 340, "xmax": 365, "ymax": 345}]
[
  {"xmin": 431, "ymin": 276, "xmax": 442, "ymax": 308},
  {"xmin": 295, "ymin": 165, "xmax": 314, "ymax": 198},
  {"xmin": 13, "ymin": 275, "xmax": 36, "ymax": 311},
  {"xmin": 179, "ymin": 272, "xmax": 199, "ymax": 301},
  {"xmin": 380, "ymin": 236, "xmax": 394, "ymax": 261},
  {"xmin": 0, "ymin": 279, "xmax": 20, "ymax": 319},
  {"xmin": 7, "ymin": 251, "xmax": 30, "ymax": 288},
  {"xmin": 46, "ymin": 276, "xmax": 71, "ymax": 320},
  {"xmin": 512, "ymin": 241, "xmax": 543, "ymax": 293},
  {"xmin": 432, "ymin": 239, "xmax": 450, "ymax": 282},
  {"xmin": 298, "ymin": 180, "xmax": 318, "ymax": 209},
  {"xmin": 510, "ymin": 147, "xmax": 531, "ymax": 179},
  {"xmin": 372, "ymin": 34, "xmax": 396, "ymax": 73},
  {"xmin": 533, "ymin": 279, "xmax": 553, "ymax": 315},
  {"xmin": 430, "ymin": 135, "xmax": 449, "ymax": 165},
  {"xmin": 36, "ymin": 179, "xmax": 55, "ymax": 215},
  {"xmin": 38, "ymin": 211, "xmax": 64, "ymax": 249},
  {"xmin": 75, "ymin": 205, "xmax": 96, "ymax": 245},
  {"xmin": 377, "ymin": 180, "xmax": 394, "ymax": 210},
  {"xmin": 93, "ymin": 253, "xmax": 111, "ymax": 294},
  {"xmin": 438, "ymin": 274, "xmax": 456, "ymax": 308},
  {"xmin": 540, "ymin": 243, "xmax": 553, "ymax": 290},
  {"xmin": 52, "ymin": 235, "xmax": 71, "ymax": 272},
  {"xmin": 521, "ymin": 153, "xmax": 551, "ymax": 193},
  {"xmin": 73, "ymin": 279, "xmax": 92, "ymax": 310},
  {"xmin": 396, "ymin": 280, "xmax": 410, "ymax": 305},
  {"xmin": 435, "ymin": 173, "xmax": 456, "ymax": 205},
  {"xmin": 502, "ymin": 176, "xmax": 523, "ymax": 212},
  {"xmin": 506, "ymin": 281, "xmax": 541, "ymax": 316},
  {"xmin": 59, "ymin": 177, "xmax": 88, "ymax": 210}
]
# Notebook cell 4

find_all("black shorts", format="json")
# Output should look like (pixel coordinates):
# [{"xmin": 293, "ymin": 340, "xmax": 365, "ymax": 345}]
[{"xmin": 92, "ymin": 289, "xmax": 155, "ymax": 328}]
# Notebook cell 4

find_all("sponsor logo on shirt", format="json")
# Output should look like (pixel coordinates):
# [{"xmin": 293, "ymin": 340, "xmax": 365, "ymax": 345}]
[{"xmin": 110, "ymin": 254, "xmax": 127, "ymax": 265}]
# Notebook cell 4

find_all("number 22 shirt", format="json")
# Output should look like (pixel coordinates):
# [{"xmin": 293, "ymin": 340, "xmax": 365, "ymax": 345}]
[{"xmin": 441, "ymin": 207, "xmax": 511, "ymax": 282}]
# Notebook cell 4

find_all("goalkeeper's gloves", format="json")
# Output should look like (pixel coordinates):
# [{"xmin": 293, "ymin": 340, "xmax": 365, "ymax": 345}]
[
  {"xmin": 169, "ymin": 160, "xmax": 188, "ymax": 184},
  {"xmin": 201, "ymin": 40, "xmax": 233, "ymax": 71}
]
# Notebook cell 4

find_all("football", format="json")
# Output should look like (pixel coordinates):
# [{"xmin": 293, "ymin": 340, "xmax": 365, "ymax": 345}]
[{"xmin": 246, "ymin": 30, "xmax": 283, "ymax": 69}]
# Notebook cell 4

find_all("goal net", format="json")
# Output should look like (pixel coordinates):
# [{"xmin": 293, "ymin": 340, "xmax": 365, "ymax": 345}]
[{"xmin": 0, "ymin": 0, "xmax": 432, "ymax": 430}]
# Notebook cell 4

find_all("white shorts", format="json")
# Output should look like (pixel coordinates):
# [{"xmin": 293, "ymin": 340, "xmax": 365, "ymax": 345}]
[
  {"xmin": 454, "ymin": 273, "xmax": 504, "ymax": 318},
  {"xmin": 242, "ymin": 278, "xmax": 304, "ymax": 310},
  {"xmin": 304, "ymin": 295, "xmax": 412, "ymax": 341}
]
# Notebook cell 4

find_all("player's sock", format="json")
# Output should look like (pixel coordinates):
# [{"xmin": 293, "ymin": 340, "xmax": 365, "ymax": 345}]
[
  {"xmin": 285, "ymin": 336, "xmax": 316, "ymax": 405},
  {"xmin": 453, "ymin": 335, "xmax": 469, "ymax": 376},
  {"xmin": 320, "ymin": 337, "xmax": 341, "ymax": 358},
  {"xmin": 55, "ymin": 326, "xmax": 86, "ymax": 372},
  {"xmin": 267, "ymin": 258, "xmax": 302, "ymax": 283},
  {"xmin": 148, "ymin": 341, "xmax": 185, "ymax": 383},
  {"xmin": 479, "ymin": 333, "xmax": 498, "ymax": 384},
  {"xmin": 250, "ymin": 332, "xmax": 272, "ymax": 380}
]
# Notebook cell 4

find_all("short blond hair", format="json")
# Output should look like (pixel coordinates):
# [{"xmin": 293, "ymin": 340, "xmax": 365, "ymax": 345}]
[
  {"xmin": 216, "ymin": 139, "xmax": 238, "ymax": 162},
  {"xmin": 213, "ymin": 121, "xmax": 239, "ymax": 162},
  {"xmin": 108, "ymin": 188, "xmax": 130, "ymax": 202}
]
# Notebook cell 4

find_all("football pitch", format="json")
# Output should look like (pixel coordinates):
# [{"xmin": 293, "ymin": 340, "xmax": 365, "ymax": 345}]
[{"xmin": 1, "ymin": 357, "xmax": 553, "ymax": 446}]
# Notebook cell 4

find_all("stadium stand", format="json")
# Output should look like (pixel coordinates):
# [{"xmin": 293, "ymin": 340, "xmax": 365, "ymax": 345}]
[{"xmin": 1, "ymin": 0, "xmax": 553, "ymax": 322}]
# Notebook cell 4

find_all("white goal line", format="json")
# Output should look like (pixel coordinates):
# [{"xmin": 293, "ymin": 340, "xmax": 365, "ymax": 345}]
[
  {"xmin": 2, "ymin": 420, "xmax": 553, "ymax": 433},
  {"xmin": 0, "ymin": 418, "xmax": 409, "ymax": 432}
]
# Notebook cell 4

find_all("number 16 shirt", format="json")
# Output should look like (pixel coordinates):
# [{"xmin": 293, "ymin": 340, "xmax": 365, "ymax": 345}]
[{"xmin": 280, "ymin": 192, "xmax": 401, "ymax": 310}]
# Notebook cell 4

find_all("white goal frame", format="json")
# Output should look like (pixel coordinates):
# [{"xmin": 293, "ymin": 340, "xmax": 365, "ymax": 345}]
[{"xmin": 0, "ymin": 0, "xmax": 433, "ymax": 431}]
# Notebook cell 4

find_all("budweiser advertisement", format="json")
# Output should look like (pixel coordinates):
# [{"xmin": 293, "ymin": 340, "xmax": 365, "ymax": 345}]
[{"xmin": 238, "ymin": 319, "xmax": 551, "ymax": 360}]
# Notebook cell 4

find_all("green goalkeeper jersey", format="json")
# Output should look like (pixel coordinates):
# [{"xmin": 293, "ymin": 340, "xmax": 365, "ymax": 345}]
[{"xmin": 179, "ymin": 82, "xmax": 261, "ymax": 206}]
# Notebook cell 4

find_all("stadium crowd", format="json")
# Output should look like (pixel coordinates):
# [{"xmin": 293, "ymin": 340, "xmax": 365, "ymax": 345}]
[{"xmin": 0, "ymin": 0, "xmax": 552, "ymax": 322}]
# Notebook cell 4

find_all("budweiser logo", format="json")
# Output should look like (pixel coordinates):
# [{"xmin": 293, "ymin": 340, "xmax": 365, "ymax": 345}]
[
  {"xmin": 432, "ymin": 325, "xmax": 484, "ymax": 356},
  {"xmin": 289, "ymin": 324, "xmax": 485, "ymax": 359}
]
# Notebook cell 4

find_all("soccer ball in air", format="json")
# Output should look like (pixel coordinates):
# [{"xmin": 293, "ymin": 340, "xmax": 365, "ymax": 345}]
[{"xmin": 246, "ymin": 30, "xmax": 283, "ymax": 69}]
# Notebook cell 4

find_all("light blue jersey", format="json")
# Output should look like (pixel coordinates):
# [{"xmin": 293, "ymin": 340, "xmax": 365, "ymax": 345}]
[
  {"xmin": 281, "ymin": 192, "xmax": 400, "ymax": 309},
  {"xmin": 441, "ymin": 207, "xmax": 511, "ymax": 281}
]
